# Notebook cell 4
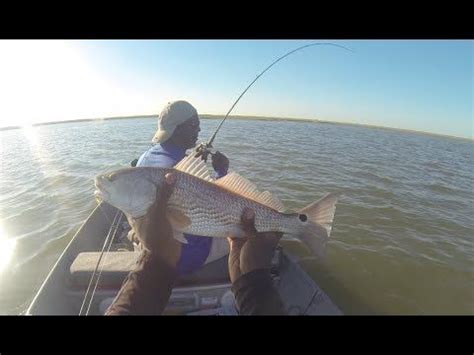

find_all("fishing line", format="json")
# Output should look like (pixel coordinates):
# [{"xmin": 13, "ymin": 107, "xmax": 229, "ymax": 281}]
[
  {"xmin": 79, "ymin": 208, "xmax": 122, "ymax": 315},
  {"xmin": 196, "ymin": 42, "xmax": 353, "ymax": 157}
]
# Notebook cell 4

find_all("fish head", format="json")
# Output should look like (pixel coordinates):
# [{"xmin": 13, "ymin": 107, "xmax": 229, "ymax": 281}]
[{"xmin": 94, "ymin": 167, "xmax": 165, "ymax": 218}]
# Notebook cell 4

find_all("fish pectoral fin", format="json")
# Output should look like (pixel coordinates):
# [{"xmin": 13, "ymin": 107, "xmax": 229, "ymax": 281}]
[
  {"xmin": 166, "ymin": 207, "xmax": 192, "ymax": 230},
  {"xmin": 173, "ymin": 230, "xmax": 188, "ymax": 244}
]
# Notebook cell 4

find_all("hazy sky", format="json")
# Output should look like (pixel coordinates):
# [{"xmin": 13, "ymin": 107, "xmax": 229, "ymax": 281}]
[{"xmin": 0, "ymin": 40, "xmax": 472, "ymax": 138}]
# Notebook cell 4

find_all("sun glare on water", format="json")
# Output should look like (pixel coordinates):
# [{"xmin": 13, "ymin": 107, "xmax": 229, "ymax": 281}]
[
  {"xmin": 0, "ymin": 223, "xmax": 16, "ymax": 274},
  {"xmin": 21, "ymin": 123, "xmax": 39, "ymax": 145}
]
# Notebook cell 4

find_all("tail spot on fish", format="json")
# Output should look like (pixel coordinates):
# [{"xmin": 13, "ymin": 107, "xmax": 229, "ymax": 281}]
[{"xmin": 299, "ymin": 214, "xmax": 307, "ymax": 222}]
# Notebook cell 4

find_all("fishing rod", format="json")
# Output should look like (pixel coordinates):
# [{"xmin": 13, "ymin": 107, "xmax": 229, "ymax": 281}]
[{"xmin": 195, "ymin": 42, "xmax": 353, "ymax": 160}]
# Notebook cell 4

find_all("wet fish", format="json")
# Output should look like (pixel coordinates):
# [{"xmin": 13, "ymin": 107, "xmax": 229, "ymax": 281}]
[{"xmin": 94, "ymin": 153, "xmax": 341, "ymax": 257}]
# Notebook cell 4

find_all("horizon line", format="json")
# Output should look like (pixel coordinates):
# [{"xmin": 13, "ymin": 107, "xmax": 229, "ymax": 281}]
[{"xmin": 0, "ymin": 114, "xmax": 472, "ymax": 142}]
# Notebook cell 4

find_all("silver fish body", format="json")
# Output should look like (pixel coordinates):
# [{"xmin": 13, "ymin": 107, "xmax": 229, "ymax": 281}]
[
  {"xmin": 167, "ymin": 169, "xmax": 299, "ymax": 237},
  {"xmin": 94, "ymin": 154, "xmax": 340, "ymax": 257}
]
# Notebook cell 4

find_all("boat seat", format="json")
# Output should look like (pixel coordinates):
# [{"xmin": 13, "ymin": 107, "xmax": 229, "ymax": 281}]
[
  {"xmin": 69, "ymin": 251, "xmax": 141, "ymax": 289},
  {"xmin": 69, "ymin": 251, "xmax": 230, "ymax": 289}
]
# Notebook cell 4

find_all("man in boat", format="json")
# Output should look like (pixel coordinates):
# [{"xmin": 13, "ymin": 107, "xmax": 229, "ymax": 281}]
[
  {"xmin": 105, "ymin": 172, "xmax": 285, "ymax": 315},
  {"xmin": 132, "ymin": 100, "xmax": 231, "ymax": 276}
]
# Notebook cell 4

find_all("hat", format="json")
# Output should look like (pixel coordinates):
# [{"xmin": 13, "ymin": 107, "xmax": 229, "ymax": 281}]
[{"xmin": 152, "ymin": 100, "xmax": 198, "ymax": 144}]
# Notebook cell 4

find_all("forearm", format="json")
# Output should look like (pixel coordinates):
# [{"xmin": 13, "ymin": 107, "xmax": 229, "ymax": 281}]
[
  {"xmin": 231, "ymin": 269, "xmax": 285, "ymax": 315},
  {"xmin": 105, "ymin": 251, "xmax": 177, "ymax": 315}
]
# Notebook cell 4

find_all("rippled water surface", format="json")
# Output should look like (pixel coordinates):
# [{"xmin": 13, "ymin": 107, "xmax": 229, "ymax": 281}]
[{"xmin": 0, "ymin": 117, "xmax": 472, "ymax": 314}]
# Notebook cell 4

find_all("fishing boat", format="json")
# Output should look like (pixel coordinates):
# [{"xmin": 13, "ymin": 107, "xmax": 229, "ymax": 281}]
[
  {"xmin": 26, "ymin": 43, "xmax": 350, "ymax": 316},
  {"xmin": 26, "ymin": 201, "xmax": 342, "ymax": 315}
]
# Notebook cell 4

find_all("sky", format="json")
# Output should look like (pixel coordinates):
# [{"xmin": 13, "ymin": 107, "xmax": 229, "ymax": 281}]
[{"xmin": 0, "ymin": 40, "xmax": 472, "ymax": 138}]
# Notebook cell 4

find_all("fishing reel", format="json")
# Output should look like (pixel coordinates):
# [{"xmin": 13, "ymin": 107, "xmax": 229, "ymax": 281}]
[
  {"xmin": 194, "ymin": 142, "xmax": 216, "ymax": 162},
  {"xmin": 195, "ymin": 142, "xmax": 230, "ymax": 174}
]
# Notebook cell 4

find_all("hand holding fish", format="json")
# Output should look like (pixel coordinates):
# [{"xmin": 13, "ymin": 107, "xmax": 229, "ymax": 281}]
[
  {"xmin": 227, "ymin": 208, "xmax": 283, "ymax": 284},
  {"xmin": 128, "ymin": 172, "xmax": 182, "ymax": 268}
]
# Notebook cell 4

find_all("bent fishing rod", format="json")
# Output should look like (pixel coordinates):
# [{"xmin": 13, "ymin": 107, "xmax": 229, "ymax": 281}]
[{"xmin": 194, "ymin": 42, "xmax": 353, "ymax": 160}]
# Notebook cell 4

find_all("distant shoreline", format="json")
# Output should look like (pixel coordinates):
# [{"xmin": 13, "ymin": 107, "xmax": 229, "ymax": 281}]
[{"xmin": 0, "ymin": 114, "xmax": 472, "ymax": 142}]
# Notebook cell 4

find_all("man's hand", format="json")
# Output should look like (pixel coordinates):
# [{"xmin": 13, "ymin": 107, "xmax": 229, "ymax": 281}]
[
  {"xmin": 128, "ymin": 172, "xmax": 181, "ymax": 268},
  {"xmin": 211, "ymin": 151, "xmax": 229, "ymax": 175},
  {"xmin": 227, "ymin": 208, "xmax": 283, "ymax": 284}
]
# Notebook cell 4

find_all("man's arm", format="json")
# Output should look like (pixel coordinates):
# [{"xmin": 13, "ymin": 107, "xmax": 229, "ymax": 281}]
[
  {"xmin": 227, "ymin": 209, "xmax": 286, "ymax": 315},
  {"xmin": 231, "ymin": 269, "xmax": 285, "ymax": 315},
  {"xmin": 105, "ymin": 251, "xmax": 177, "ymax": 315},
  {"xmin": 105, "ymin": 173, "xmax": 181, "ymax": 315}
]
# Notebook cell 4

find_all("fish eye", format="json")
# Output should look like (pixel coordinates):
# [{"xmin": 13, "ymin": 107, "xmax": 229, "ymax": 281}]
[{"xmin": 298, "ymin": 214, "xmax": 307, "ymax": 222}]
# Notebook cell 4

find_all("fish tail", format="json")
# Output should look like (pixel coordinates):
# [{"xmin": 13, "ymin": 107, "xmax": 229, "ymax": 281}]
[{"xmin": 294, "ymin": 192, "xmax": 341, "ymax": 259}]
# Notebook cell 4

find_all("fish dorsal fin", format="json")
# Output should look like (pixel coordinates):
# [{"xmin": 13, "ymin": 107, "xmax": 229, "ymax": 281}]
[
  {"xmin": 256, "ymin": 190, "xmax": 285, "ymax": 211},
  {"xmin": 174, "ymin": 153, "xmax": 213, "ymax": 182},
  {"xmin": 214, "ymin": 171, "xmax": 259, "ymax": 198},
  {"xmin": 214, "ymin": 171, "xmax": 285, "ymax": 211}
]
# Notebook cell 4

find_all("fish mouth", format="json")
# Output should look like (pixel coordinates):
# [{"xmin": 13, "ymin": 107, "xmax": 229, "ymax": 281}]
[
  {"xmin": 94, "ymin": 176, "xmax": 111, "ymax": 201},
  {"xmin": 94, "ymin": 188, "xmax": 110, "ymax": 202},
  {"xmin": 94, "ymin": 190, "xmax": 106, "ymax": 201}
]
